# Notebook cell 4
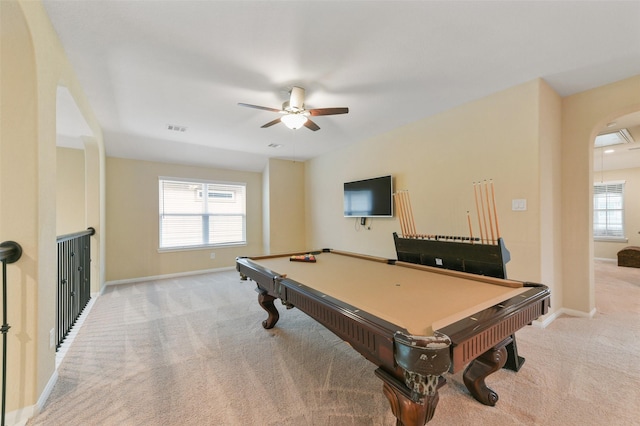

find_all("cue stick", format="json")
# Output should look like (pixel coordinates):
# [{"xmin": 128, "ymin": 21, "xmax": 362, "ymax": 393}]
[
  {"xmin": 396, "ymin": 191, "xmax": 407, "ymax": 238},
  {"xmin": 484, "ymin": 180, "xmax": 495, "ymax": 244},
  {"xmin": 393, "ymin": 192, "xmax": 402, "ymax": 233},
  {"xmin": 393, "ymin": 193, "xmax": 406, "ymax": 237},
  {"xmin": 478, "ymin": 181, "xmax": 489, "ymax": 245},
  {"xmin": 402, "ymin": 191, "xmax": 416, "ymax": 238},
  {"xmin": 397, "ymin": 193, "xmax": 409, "ymax": 238},
  {"xmin": 397, "ymin": 191, "xmax": 409, "ymax": 237},
  {"xmin": 473, "ymin": 182, "xmax": 485, "ymax": 244},
  {"xmin": 405, "ymin": 191, "xmax": 417, "ymax": 237},
  {"xmin": 490, "ymin": 180, "xmax": 501, "ymax": 239},
  {"xmin": 467, "ymin": 211, "xmax": 474, "ymax": 244},
  {"xmin": 397, "ymin": 191, "xmax": 411, "ymax": 238}
]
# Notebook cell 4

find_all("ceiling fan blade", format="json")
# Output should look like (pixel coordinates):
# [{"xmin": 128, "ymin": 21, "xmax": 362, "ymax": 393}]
[
  {"xmin": 304, "ymin": 119, "xmax": 320, "ymax": 131},
  {"xmin": 261, "ymin": 117, "xmax": 282, "ymax": 128},
  {"xmin": 308, "ymin": 107, "xmax": 349, "ymax": 116},
  {"xmin": 290, "ymin": 86, "xmax": 305, "ymax": 110},
  {"xmin": 238, "ymin": 103, "xmax": 282, "ymax": 113}
]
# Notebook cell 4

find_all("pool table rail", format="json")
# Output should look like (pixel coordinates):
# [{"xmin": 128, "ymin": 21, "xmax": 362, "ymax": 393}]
[{"xmin": 440, "ymin": 284, "xmax": 550, "ymax": 370}]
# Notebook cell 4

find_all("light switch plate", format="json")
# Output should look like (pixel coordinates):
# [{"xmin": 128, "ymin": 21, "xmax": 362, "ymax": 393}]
[{"xmin": 512, "ymin": 199, "xmax": 527, "ymax": 211}]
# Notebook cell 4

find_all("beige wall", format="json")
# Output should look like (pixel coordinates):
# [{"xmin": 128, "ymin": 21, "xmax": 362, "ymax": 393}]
[
  {"xmin": 83, "ymin": 136, "xmax": 106, "ymax": 293},
  {"xmin": 262, "ymin": 162, "xmax": 271, "ymax": 253},
  {"xmin": 264, "ymin": 158, "xmax": 306, "ymax": 254},
  {"xmin": 561, "ymin": 75, "xmax": 640, "ymax": 313},
  {"xmin": 306, "ymin": 80, "xmax": 546, "ymax": 283},
  {"xmin": 1, "ymin": 1, "xmax": 41, "ymax": 416},
  {"xmin": 1, "ymin": 0, "xmax": 104, "ymax": 420},
  {"xmin": 594, "ymin": 167, "xmax": 640, "ymax": 259},
  {"xmin": 538, "ymin": 80, "xmax": 564, "ymax": 308},
  {"xmin": 105, "ymin": 157, "xmax": 263, "ymax": 282},
  {"xmin": 56, "ymin": 147, "xmax": 86, "ymax": 235}
]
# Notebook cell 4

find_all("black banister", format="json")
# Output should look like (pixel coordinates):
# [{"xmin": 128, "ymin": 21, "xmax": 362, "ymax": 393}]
[
  {"xmin": 56, "ymin": 226, "xmax": 95, "ymax": 243},
  {"xmin": 56, "ymin": 228, "xmax": 95, "ymax": 351},
  {"xmin": 1, "ymin": 240, "xmax": 22, "ymax": 426}
]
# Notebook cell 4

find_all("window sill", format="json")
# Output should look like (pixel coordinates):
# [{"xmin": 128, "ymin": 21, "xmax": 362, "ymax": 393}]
[
  {"xmin": 594, "ymin": 237, "xmax": 628, "ymax": 243},
  {"xmin": 157, "ymin": 242, "xmax": 247, "ymax": 253}
]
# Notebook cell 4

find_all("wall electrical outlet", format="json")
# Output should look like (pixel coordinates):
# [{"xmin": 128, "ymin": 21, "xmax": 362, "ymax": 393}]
[
  {"xmin": 49, "ymin": 328, "xmax": 55, "ymax": 349},
  {"xmin": 210, "ymin": 252, "xmax": 216, "ymax": 259}
]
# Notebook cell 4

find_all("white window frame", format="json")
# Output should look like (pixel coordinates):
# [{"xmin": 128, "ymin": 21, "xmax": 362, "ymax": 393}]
[
  {"xmin": 158, "ymin": 177, "xmax": 247, "ymax": 251},
  {"xmin": 593, "ymin": 180, "xmax": 626, "ymax": 242}
]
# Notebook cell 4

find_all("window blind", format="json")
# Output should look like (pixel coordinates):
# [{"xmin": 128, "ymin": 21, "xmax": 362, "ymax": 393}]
[
  {"xmin": 593, "ymin": 182, "xmax": 624, "ymax": 239},
  {"xmin": 159, "ymin": 178, "xmax": 246, "ymax": 249}
]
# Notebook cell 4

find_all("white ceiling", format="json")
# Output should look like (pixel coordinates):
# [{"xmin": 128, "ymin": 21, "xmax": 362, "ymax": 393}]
[{"xmin": 43, "ymin": 1, "xmax": 640, "ymax": 172}]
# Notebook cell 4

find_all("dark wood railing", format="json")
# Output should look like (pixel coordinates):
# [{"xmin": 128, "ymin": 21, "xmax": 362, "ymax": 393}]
[
  {"xmin": 57, "ymin": 228, "xmax": 95, "ymax": 350},
  {"xmin": 1, "ymin": 240, "xmax": 22, "ymax": 426}
]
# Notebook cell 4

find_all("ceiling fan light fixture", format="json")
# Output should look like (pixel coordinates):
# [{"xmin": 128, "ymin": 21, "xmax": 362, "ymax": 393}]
[
  {"xmin": 281, "ymin": 114, "xmax": 308, "ymax": 130},
  {"xmin": 238, "ymin": 85, "xmax": 348, "ymax": 131}
]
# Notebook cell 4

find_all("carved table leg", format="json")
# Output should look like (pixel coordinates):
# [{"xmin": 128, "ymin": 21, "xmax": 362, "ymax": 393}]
[
  {"xmin": 257, "ymin": 290, "xmax": 280, "ymax": 329},
  {"xmin": 376, "ymin": 368, "xmax": 439, "ymax": 426},
  {"xmin": 462, "ymin": 338, "xmax": 510, "ymax": 406}
]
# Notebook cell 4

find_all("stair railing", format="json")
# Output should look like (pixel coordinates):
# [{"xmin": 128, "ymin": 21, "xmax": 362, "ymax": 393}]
[
  {"xmin": 0, "ymin": 241, "xmax": 22, "ymax": 426},
  {"xmin": 56, "ymin": 228, "xmax": 95, "ymax": 350}
]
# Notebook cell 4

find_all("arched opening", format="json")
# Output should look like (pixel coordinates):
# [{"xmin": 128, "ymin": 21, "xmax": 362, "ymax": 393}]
[
  {"xmin": 561, "ymin": 76, "xmax": 640, "ymax": 316},
  {"xmin": 593, "ymin": 111, "xmax": 640, "ymax": 249},
  {"xmin": 55, "ymin": 85, "xmax": 93, "ymax": 234},
  {"xmin": 54, "ymin": 85, "xmax": 104, "ymax": 369},
  {"xmin": 591, "ymin": 108, "xmax": 640, "ymax": 311}
]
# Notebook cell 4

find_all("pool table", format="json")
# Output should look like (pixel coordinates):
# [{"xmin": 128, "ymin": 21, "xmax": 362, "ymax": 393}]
[{"xmin": 236, "ymin": 249, "xmax": 550, "ymax": 425}]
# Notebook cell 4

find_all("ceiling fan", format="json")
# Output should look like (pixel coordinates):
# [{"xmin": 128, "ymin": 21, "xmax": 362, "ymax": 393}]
[{"xmin": 238, "ymin": 86, "xmax": 348, "ymax": 131}]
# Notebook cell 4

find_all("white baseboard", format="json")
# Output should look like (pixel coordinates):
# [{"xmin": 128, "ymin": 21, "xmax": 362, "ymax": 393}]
[
  {"xmin": 104, "ymin": 266, "xmax": 235, "ymax": 288},
  {"xmin": 5, "ymin": 405, "xmax": 35, "ymax": 426},
  {"xmin": 8, "ymin": 370, "xmax": 59, "ymax": 425},
  {"xmin": 594, "ymin": 257, "xmax": 616, "ymax": 263},
  {"xmin": 560, "ymin": 306, "xmax": 597, "ymax": 318},
  {"xmin": 56, "ymin": 296, "xmax": 98, "ymax": 368},
  {"xmin": 532, "ymin": 313, "xmax": 557, "ymax": 329},
  {"xmin": 533, "ymin": 306, "xmax": 596, "ymax": 329},
  {"xmin": 37, "ymin": 368, "xmax": 59, "ymax": 411}
]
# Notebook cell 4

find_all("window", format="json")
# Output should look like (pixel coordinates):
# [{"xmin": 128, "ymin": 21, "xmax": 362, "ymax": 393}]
[
  {"xmin": 159, "ymin": 178, "xmax": 246, "ymax": 249},
  {"xmin": 593, "ymin": 181, "xmax": 625, "ymax": 240}
]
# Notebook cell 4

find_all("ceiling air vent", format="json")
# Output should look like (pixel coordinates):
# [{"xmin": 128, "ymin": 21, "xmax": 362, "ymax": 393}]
[{"xmin": 167, "ymin": 124, "xmax": 187, "ymax": 133}]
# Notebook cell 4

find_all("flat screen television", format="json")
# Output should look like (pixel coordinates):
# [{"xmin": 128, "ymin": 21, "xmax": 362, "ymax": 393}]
[{"xmin": 343, "ymin": 175, "xmax": 393, "ymax": 217}]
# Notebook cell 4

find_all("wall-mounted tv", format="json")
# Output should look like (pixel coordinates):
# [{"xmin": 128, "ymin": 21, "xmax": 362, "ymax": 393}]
[{"xmin": 344, "ymin": 175, "xmax": 393, "ymax": 218}]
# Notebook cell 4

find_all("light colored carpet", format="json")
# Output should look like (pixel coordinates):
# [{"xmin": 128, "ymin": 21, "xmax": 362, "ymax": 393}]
[{"xmin": 27, "ymin": 260, "xmax": 640, "ymax": 425}]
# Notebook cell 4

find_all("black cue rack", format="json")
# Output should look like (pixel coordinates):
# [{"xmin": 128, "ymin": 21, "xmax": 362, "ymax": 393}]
[
  {"xmin": 392, "ymin": 232, "xmax": 525, "ymax": 372},
  {"xmin": 393, "ymin": 232, "xmax": 510, "ymax": 278}
]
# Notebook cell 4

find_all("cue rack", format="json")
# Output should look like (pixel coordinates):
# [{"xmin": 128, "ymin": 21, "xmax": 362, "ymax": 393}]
[
  {"xmin": 392, "ymin": 180, "xmax": 510, "ymax": 279},
  {"xmin": 392, "ymin": 181, "xmax": 524, "ymax": 371}
]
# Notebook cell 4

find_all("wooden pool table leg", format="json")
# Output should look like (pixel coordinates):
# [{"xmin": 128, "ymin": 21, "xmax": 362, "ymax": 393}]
[
  {"xmin": 375, "ymin": 368, "xmax": 439, "ymax": 426},
  {"xmin": 462, "ymin": 337, "xmax": 510, "ymax": 406},
  {"xmin": 257, "ymin": 289, "xmax": 280, "ymax": 329}
]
